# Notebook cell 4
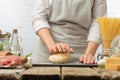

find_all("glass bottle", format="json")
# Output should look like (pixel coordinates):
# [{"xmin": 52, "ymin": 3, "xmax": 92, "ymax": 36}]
[{"xmin": 10, "ymin": 29, "xmax": 21, "ymax": 56}]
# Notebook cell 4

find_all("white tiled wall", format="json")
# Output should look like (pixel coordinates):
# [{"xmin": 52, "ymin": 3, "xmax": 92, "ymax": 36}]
[
  {"xmin": 0, "ymin": 0, "xmax": 38, "ymax": 56},
  {"xmin": 0, "ymin": 0, "xmax": 120, "ymax": 56},
  {"xmin": 107, "ymin": 0, "xmax": 120, "ymax": 17}
]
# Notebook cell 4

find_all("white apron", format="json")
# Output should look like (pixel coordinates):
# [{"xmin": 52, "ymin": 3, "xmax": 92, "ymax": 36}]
[{"xmin": 33, "ymin": 0, "xmax": 95, "ymax": 63}]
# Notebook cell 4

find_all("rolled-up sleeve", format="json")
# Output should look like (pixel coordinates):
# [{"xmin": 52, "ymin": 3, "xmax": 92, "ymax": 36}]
[
  {"xmin": 87, "ymin": 0, "xmax": 107, "ymax": 45},
  {"xmin": 33, "ymin": 0, "xmax": 50, "ymax": 33}
]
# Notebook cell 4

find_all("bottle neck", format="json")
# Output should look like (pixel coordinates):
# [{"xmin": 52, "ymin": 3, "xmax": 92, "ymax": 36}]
[{"xmin": 10, "ymin": 33, "xmax": 19, "ymax": 45}]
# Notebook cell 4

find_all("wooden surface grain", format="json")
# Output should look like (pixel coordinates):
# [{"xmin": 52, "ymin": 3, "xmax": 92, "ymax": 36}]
[
  {"xmin": 21, "ymin": 67, "xmax": 61, "ymax": 80},
  {"xmin": 1, "ymin": 66, "xmax": 120, "ymax": 80},
  {"xmin": 93, "ymin": 68, "xmax": 120, "ymax": 80},
  {"xmin": 0, "ymin": 68, "xmax": 25, "ymax": 80},
  {"xmin": 62, "ymin": 67, "xmax": 101, "ymax": 80}
]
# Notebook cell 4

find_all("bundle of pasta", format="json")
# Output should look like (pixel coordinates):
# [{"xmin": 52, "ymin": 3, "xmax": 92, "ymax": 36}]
[{"xmin": 98, "ymin": 17, "xmax": 120, "ymax": 56}]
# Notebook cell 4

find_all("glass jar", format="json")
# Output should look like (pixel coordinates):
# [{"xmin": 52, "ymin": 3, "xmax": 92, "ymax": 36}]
[
  {"xmin": 101, "ymin": 39, "xmax": 113, "ymax": 57},
  {"xmin": 0, "ymin": 30, "xmax": 11, "ymax": 51},
  {"xmin": 109, "ymin": 35, "xmax": 120, "ymax": 57}
]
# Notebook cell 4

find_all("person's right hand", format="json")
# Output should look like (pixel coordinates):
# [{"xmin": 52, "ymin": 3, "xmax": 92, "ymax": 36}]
[
  {"xmin": 48, "ymin": 43, "xmax": 74, "ymax": 54},
  {"xmin": 37, "ymin": 28, "xmax": 74, "ymax": 54}
]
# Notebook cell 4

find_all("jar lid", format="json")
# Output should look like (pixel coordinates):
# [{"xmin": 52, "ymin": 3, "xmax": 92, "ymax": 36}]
[
  {"xmin": 13, "ymin": 29, "xmax": 18, "ymax": 34},
  {"xmin": 0, "ymin": 30, "xmax": 11, "ymax": 38}
]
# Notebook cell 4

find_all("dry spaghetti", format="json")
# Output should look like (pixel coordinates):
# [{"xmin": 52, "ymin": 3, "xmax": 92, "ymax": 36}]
[{"xmin": 98, "ymin": 17, "xmax": 120, "ymax": 56}]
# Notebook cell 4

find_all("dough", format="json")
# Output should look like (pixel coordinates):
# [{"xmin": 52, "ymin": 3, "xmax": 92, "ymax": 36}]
[{"xmin": 48, "ymin": 53, "xmax": 70, "ymax": 63}]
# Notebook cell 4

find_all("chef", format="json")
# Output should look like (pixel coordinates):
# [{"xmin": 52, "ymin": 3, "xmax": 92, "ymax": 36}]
[{"xmin": 32, "ymin": 0, "xmax": 107, "ymax": 64}]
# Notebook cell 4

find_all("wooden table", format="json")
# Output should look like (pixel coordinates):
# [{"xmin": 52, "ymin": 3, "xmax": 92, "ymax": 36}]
[
  {"xmin": 0, "ymin": 68, "xmax": 25, "ymax": 80},
  {"xmin": 1, "ymin": 66, "xmax": 120, "ymax": 80}
]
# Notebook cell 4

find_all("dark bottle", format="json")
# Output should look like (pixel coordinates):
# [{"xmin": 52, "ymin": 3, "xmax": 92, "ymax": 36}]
[{"xmin": 10, "ymin": 29, "xmax": 21, "ymax": 56}]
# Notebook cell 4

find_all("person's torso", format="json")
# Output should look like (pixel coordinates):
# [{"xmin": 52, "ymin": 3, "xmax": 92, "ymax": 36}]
[
  {"xmin": 33, "ymin": 0, "xmax": 95, "ymax": 63},
  {"xmin": 49, "ymin": 0, "xmax": 95, "ymax": 51}
]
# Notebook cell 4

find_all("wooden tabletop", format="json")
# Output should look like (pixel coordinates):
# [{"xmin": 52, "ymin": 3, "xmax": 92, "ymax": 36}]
[
  {"xmin": 0, "ymin": 68, "xmax": 25, "ymax": 80},
  {"xmin": 0, "ymin": 66, "xmax": 120, "ymax": 80}
]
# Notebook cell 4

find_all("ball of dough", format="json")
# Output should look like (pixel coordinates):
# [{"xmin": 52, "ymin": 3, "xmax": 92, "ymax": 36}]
[{"xmin": 48, "ymin": 53, "xmax": 70, "ymax": 63}]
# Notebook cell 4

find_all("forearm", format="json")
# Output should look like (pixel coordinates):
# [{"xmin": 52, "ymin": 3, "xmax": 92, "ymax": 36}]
[
  {"xmin": 37, "ymin": 28, "xmax": 56, "ymax": 50},
  {"xmin": 85, "ymin": 41, "xmax": 99, "ymax": 56},
  {"xmin": 37, "ymin": 28, "xmax": 74, "ymax": 54}
]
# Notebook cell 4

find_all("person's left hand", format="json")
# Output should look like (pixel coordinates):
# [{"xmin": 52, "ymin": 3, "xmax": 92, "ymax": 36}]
[{"xmin": 79, "ymin": 53, "xmax": 96, "ymax": 64}]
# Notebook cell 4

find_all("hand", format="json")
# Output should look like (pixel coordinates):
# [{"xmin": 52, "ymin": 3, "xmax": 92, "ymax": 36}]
[
  {"xmin": 49, "ymin": 43, "xmax": 74, "ymax": 54},
  {"xmin": 37, "ymin": 29, "xmax": 74, "ymax": 54},
  {"xmin": 79, "ymin": 53, "xmax": 96, "ymax": 64}
]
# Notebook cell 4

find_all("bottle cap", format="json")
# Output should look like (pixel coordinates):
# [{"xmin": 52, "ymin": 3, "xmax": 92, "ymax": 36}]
[
  {"xmin": 13, "ymin": 29, "xmax": 18, "ymax": 34},
  {"xmin": 0, "ymin": 30, "xmax": 11, "ymax": 38}
]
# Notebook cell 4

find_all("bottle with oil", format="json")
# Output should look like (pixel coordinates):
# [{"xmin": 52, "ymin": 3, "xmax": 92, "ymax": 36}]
[{"xmin": 10, "ymin": 29, "xmax": 21, "ymax": 56}]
